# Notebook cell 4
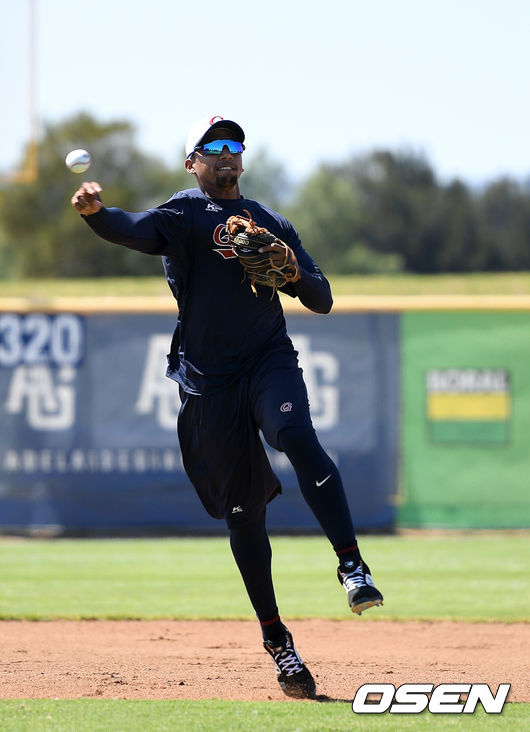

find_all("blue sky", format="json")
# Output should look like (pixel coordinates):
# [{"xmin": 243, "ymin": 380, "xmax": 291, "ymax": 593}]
[{"xmin": 3, "ymin": 0, "xmax": 530, "ymax": 185}]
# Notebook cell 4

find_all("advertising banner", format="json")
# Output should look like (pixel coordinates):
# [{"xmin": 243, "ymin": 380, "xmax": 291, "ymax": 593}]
[
  {"xmin": 0, "ymin": 310, "xmax": 399, "ymax": 533},
  {"xmin": 400, "ymin": 311, "xmax": 530, "ymax": 528}
]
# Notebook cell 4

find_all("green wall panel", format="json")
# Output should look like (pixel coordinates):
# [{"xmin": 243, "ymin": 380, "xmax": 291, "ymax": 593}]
[{"xmin": 400, "ymin": 312, "xmax": 530, "ymax": 528}]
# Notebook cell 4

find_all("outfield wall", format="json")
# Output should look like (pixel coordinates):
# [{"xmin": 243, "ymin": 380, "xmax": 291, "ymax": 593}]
[
  {"xmin": 400, "ymin": 310, "xmax": 530, "ymax": 528},
  {"xmin": 0, "ymin": 299, "xmax": 399, "ymax": 533},
  {"xmin": 0, "ymin": 295, "xmax": 529, "ymax": 533}
]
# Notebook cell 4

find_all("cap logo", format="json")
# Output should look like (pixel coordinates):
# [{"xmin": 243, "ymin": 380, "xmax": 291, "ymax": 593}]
[{"xmin": 209, "ymin": 116, "xmax": 224, "ymax": 125}]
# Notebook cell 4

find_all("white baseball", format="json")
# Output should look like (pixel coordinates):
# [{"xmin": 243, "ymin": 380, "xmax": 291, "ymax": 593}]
[{"xmin": 65, "ymin": 149, "xmax": 91, "ymax": 174}]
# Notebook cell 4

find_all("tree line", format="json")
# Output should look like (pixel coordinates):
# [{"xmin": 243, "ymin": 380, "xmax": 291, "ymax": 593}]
[{"xmin": 1, "ymin": 112, "xmax": 529, "ymax": 278}]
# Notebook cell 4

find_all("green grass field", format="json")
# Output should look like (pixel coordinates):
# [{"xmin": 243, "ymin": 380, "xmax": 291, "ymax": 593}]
[
  {"xmin": 0, "ymin": 534, "xmax": 528, "ymax": 622},
  {"xmin": 2, "ymin": 272, "xmax": 530, "ymax": 297},
  {"xmin": 0, "ymin": 534, "xmax": 528, "ymax": 730},
  {"xmin": 0, "ymin": 698, "xmax": 527, "ymax": 732}
]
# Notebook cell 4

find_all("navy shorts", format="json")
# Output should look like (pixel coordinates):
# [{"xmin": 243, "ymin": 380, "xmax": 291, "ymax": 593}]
[{"xmin": 177, "ymin": 352, "xmax": 313, "ymax": 528}]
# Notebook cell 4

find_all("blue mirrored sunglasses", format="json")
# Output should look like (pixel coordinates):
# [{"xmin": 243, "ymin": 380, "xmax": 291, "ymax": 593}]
[{"xmin": 195, "ymin": 139, "xmax": 245, "ymax": 156}]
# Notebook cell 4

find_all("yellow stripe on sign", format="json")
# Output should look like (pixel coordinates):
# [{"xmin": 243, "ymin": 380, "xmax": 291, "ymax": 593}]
[{"xmin": 427, "ymin": 392, "xmax": 510, "ymax": 420}]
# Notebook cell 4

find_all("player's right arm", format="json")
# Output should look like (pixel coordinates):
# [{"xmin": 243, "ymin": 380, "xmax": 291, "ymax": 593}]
[{"xmin": 71, "ymin": 181, "xmax": 188, "ymax": 256}]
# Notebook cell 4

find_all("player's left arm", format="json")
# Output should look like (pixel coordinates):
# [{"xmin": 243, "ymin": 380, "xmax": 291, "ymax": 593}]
[
  {"xmin": 282, "ymin": 244, "xmax": 333, "ymax": 313},
  {"xmin": 269, "ymin": 222, "xmax": 332, "ymax": 313}
]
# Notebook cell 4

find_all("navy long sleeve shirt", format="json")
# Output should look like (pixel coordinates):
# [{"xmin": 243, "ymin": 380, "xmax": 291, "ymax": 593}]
[{"xmin": 84, "ymin": 187, "xmax": 333, "ymax": 395}]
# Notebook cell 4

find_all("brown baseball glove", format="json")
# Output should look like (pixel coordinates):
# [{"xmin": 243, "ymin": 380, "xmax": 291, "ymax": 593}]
[{"xmin": 225, "ymin": 210, "xmax": 300, "ymax": 297}]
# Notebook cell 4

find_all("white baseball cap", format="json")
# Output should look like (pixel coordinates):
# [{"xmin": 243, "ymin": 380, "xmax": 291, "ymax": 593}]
[{"xmin": 185, "ymin": 115, "xmax": 245, "ymax": 158}]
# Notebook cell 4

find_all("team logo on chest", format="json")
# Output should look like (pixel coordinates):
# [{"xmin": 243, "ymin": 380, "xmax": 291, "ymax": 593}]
[{"xmin": 212, "ymin": 224, "xmax": 237, "ymax": 259}]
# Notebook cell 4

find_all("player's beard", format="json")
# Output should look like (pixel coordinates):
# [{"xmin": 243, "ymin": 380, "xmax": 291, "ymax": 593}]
[{"xmin": 215, "ymin": 172, "xmax": 238, "ymax": 189}]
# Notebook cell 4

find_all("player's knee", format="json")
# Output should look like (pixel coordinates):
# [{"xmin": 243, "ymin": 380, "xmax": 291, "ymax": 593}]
[
  {"xmin": 225, "ymin": 508, "xmax": 266, "ymax": 533},
  {"xmin": 278, "ymin": 425, "xmax": 319, "ymax": 457}
]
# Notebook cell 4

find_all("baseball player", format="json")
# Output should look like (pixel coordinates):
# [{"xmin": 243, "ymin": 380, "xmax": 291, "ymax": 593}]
[{"xmin": 71, "ymin": 116, "xmax": 383, "ymax": 700}]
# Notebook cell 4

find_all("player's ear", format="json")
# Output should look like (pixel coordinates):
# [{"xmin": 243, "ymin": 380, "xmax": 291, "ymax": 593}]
[{"xmin": 185, "ymin": 156, "xmax": 196, "ymax": 174}]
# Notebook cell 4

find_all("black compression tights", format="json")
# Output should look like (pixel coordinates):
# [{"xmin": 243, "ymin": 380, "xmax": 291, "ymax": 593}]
[
  {"xmin": 229, "ymin": 426, "xmax": 358, "ymax": 638},
  {"xmin": 229, "ymin": 510, "xmax": 279, "ymax": 625},
  {"xmin": 278, "ymin": 425, "xmax": 357, "ymax": 552}
]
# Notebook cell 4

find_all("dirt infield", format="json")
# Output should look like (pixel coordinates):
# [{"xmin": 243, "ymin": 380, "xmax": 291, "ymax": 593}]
[{"xmin": 1, "ymin": 619, "xmax": 528, "ymax": 702}]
